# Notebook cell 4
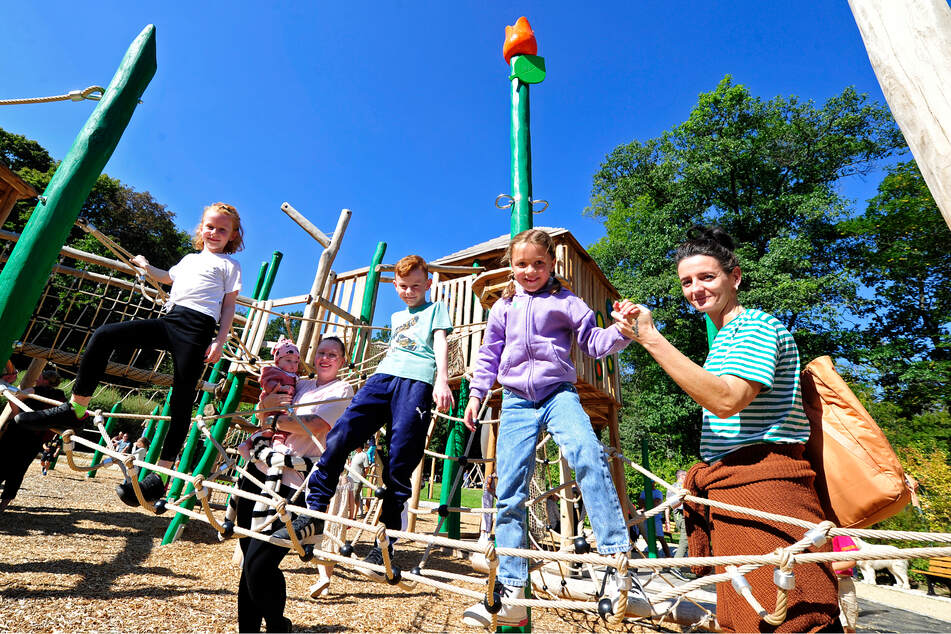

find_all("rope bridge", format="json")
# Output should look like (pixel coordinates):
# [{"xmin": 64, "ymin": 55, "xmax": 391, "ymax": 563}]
[{"xmin": 3, "ymin": 379, "xmax": 949, "ymax": 632}]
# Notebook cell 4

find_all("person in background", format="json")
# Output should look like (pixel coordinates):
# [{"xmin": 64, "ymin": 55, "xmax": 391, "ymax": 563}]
[
  {"xmin": 347, "ymin": 442, "xmax": 371, "ymax": 519},
  {"xmin": 667, "ymin": 469, "xmax": 690, "ymax": 572},
  {"xmin": 832, "ymin": 535, "xmax": 859, "ymax": 633}
]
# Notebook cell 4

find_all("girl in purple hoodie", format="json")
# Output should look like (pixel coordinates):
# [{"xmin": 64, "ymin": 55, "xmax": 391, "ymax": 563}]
[{"xmin": 461, "ymin": 228, "xmax": 637, "ymax": 627}]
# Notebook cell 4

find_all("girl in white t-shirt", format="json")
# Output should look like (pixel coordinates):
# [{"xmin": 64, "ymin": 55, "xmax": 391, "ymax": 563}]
[{"xmin": 15, "ymin": 202, "xmax": 244, "ymax": 506}]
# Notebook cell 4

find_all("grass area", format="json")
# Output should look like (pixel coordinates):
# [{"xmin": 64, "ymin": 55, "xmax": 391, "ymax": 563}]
[{"xmin": 418, "ymin": 482, "xmax": 483, "ymax": 508}]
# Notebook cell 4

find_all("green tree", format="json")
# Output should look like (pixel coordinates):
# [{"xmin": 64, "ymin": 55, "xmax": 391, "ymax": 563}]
[
  {"xmin": 2, "ymin": 126, "xmax": 191, "ymax": 270},
  {"xmin": 262, "ymin": 310, "xmax": 303, "ymax": 345},
  {"xmin": 842, "ymin": 161, "xmax": 951, "ymax": 417},
  {"xmin": 586, "ymin": 77, "xmax": 906, "ymax": 458}
]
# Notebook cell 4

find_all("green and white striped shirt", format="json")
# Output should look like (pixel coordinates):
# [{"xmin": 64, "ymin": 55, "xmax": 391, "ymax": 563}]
[{"xmin": 700, "ymin": 308, "xmax": 810, "ymax": 463}]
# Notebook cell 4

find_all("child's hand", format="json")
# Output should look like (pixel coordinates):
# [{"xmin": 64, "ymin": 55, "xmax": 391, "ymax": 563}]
[
  {"xmin": 612, "ymin": 300, "xmax": 653, "ymax": 342},
  {"xmin": 433, "ymin": 380, "xmax": 454, "ymax": 413},
  {"xmin": 131, "ymin": 255, "xmax": 150, "ymax": 270},
  {"xmin": 205, "ymin": 340, "xmax": 224, "ymax": 363},
  {"xmin": 463, "ymin": 397, "xmax": 481, "ymax": 432}
]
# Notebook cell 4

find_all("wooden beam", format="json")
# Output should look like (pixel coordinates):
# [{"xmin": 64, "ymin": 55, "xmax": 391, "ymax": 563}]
[{"xmin": 849, "ymin": 0, "xmax": 951, "ymax": 230}]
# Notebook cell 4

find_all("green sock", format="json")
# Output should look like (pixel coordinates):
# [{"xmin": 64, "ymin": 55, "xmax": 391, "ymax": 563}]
[{"xmin": 71, "ymin": 402, "xmax": 87, "ymax": 418}]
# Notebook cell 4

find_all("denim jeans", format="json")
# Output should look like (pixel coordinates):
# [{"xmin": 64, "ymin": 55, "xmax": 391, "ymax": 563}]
[{"xmin": 495, "ymin": 384, "xmax": 630, "ymax": 587}]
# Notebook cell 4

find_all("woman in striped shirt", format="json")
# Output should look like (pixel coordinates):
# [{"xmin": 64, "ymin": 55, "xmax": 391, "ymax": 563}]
[{"xmin": 616, "ymin": 226, "xmax": 839, "ymax": 633}]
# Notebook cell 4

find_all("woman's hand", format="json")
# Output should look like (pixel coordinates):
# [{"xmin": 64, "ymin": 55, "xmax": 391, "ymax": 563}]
[
  {"xmin": 259, "ymin": 390, "xmax": 293, "ymax": 413},
  {"xmin": 463, "ymin": 397, "xmax": 482, "ymax": 432},
  {"xmin": 612, "ymin": 300, "xmax": 657, "ymax": 343}
]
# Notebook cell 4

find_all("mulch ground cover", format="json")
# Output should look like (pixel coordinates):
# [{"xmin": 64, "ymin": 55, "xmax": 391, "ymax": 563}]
[{"xmin": 0, "ymin": 459, "xmax": 661, "ymax": 633}]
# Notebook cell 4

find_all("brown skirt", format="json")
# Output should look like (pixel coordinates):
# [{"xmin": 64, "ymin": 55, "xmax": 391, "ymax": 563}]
[{"xmin": 684, "ymin": 443, "xmax": 839, "ymax": 633}]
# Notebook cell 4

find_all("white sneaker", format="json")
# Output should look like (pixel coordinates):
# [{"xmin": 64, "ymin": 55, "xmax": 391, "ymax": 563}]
[{"xmin": 462, "ymin": 583, "xmax": 528, "ymax": 628}]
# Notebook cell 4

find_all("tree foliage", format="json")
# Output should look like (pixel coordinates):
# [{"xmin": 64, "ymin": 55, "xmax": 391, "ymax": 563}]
[
  {"xmin": 1, "ymin": 126, "xmax": 191, "ymax": 270},
  {"xmin": 586, "ymin": 77, "xmax": 906, "ymax": 458},
  {"xmin": 842, "ymin": 161, "xmax": 951, "ymax": 417}
]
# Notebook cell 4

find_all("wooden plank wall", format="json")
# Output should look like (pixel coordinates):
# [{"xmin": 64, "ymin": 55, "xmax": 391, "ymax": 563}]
[{"xmin": 431, "ymin": 274, "xmax": 485, "ymax": 380}]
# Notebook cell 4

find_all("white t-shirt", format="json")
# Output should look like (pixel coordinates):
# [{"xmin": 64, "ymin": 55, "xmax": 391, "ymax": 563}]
[
  {"xmin": 167, "ymin": 251, "xmax": 242, "ymax": 320},
  {"xmin": 279, "ymin": 378, "xmax": 354, "ymax": 486},
  {"xmin": 348, "ymin": 450, "xmax": 370, "ymax": 483}
]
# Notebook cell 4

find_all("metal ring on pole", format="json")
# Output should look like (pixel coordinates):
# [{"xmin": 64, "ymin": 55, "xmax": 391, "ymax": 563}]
[
  {"xmin": 495, "ymin": 194, "xmax": 515, "ymax": 209},
  {"xmin": 530, "ymin": 198, "xmax": 549, "ymax": 214}
]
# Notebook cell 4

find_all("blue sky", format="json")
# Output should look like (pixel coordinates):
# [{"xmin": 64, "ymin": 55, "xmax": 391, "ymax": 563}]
[{"xmin": 1, "ymin": 2, "xmax": 897, "ymax": 319}]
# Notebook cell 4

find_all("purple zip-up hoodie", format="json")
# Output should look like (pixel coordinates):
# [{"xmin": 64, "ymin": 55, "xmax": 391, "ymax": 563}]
[{"xmin": 469, "ymin": 280, "xmax": 631, "ymax": 403}]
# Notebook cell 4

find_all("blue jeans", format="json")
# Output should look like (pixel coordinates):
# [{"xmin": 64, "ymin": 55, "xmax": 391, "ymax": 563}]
[{"xmin": 495, "ymin": 384, "xmax": 630, "ymax": 587}]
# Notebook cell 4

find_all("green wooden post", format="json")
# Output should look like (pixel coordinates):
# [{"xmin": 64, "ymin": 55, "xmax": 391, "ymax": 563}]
[
  {"xmin": 161, "ymin": 372, "xmax": 244, "ymax": 545},
  {"xmin": 0, "ymin": 25, "xmax": 156, "ymax": 369},
  {"xmin": 438, "ymin": 379, "xmax": 468, "ymax": 538},
  {"xmin": 87, "ymin": 402, "xmax": 123, "ymax": 478},
  {"xmin": 508, "ymin": 54, "xmax": 545, "ymax": 236},
  {"xmin": 501, "ymin": 23, "xmax": 545, "ymax": 634},
  {"xmin": 250, "ymin": 261, "xmax": 269, "ymax": 302},
  {"xmin": 139, "ymin": 390, "xmax": 173, "ymax": 480},
  {"xmin": 641, "ymin": 437, "xmax": 657, "ymax": 558},
  {"xmin": 351, "ymin": 241, "xmax": 387, "ymax": 366}
]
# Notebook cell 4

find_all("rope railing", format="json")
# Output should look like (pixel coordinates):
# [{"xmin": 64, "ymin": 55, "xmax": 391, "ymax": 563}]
[{"xmin": 6, "ymin": 380, "xmax": 951, "ymax": 631}]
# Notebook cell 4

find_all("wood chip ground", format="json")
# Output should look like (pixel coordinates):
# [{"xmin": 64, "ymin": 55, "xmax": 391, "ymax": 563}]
[{"xmin": 0, "ymin": 461, "xmax": 664, "ymax": 633}]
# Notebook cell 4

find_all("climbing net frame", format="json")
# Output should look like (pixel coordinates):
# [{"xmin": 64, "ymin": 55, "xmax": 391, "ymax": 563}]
[{"xmin": 4, "ymin": 378, "xmax": 951, "ymax": 632}]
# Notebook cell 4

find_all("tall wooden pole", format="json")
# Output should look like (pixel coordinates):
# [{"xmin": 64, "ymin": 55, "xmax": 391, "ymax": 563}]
[
  {"xmin": 849, "ymin": 0, "xmax": 951, "ymax": 231},
  {"xmin": 0, "ymin": 25, "xmax": 157, "ymax": 368}
]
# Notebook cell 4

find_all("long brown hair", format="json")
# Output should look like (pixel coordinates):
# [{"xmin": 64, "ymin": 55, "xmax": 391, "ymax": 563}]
[
  {"xmin": 501, "ymin": 228, "xmax": 562, "ymax": 299},
  {"xmin": 193, "ymin": 202, "xmax": 244, "ymax": 254}
]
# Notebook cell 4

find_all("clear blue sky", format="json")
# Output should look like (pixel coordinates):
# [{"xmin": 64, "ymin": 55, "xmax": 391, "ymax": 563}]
[{"xmin": 1, "ymin": 2, "xmax": 895, "ymax": 318}]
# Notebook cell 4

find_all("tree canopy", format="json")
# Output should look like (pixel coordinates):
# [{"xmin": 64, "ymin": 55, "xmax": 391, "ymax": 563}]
[
  {"xmin": 586, "ymin": 76, "xmax": 909, "ymax": 459},
  {"xmin": 1, "ymin": 126, "xmax": 191, "ymax": 269}
]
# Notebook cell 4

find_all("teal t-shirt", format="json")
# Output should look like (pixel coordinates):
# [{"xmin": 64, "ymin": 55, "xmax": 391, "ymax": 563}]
[
  {"xmin": 700, "ymin": 308, "xmax": 810, "ymax": 463},
  {"xmin": 374, "ymin": 301, "xmax": 453, "ymax": 384}
]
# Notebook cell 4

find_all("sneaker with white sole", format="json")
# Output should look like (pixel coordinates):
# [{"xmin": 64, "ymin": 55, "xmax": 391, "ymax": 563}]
[
  {"xmin": 461, "ymin": 582, "xmax": 528, "ymax": 628},
  {"xmin": 360, "ymin": 544, "xmax": 395, "ymax": 582},
  {"xmin": 273, "ymin": 515, "xmax": 324, "ymax": 544}
]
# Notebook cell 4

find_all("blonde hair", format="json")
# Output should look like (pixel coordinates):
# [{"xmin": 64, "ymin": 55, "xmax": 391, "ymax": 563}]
[
  {"xmin": 193, "ymin": 202, "xmax": 244, "ymax": 254},
  {"xmin": 502, "ymin": 229, "xmax": 561, "ymax": 299},
  {"xmin": 394, "ymin": 254, "xmax": 428, "ymax": 278}
]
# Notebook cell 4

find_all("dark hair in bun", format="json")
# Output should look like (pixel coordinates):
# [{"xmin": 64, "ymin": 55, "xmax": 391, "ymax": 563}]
[{"xmin": 676, "ymin": 225, "xmax": 739, "ymax": 272}]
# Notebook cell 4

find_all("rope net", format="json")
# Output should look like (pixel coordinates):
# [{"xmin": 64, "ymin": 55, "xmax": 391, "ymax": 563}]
[{"xmin": 4, "ymin": 376, "xmax": 950, "ymax": 632}]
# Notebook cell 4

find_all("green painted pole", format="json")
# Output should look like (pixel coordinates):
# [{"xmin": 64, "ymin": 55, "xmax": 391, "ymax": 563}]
[
  {"xmin": 166, "ymin": 359, "xmax": 224, "ymax": 499},
  {"xmin": 87, "ymin": 402, "xmax": 123, "ymax": 478},
  {"xmin": 139, "ymin": 390, "xmax": 173, "ymax": 481},
  {"xmin": 642, "ymin": 437, "xmax": 657, "ymax": 558},
  {"xmin": 439, "ymin": 379, "xmax": 468, "ymax": 538},
  {"xmin": 161, "ymin": 372, "xmax": 245, "ymax": 545},
  {"xmin": 502, "ymin": 24, "xmax": 545, "ymax": 634},
  {"xmin": 259, "ymin": 252, "xmax": 283, "ymax": 302},
  {"xmin": 351, "ymin": 242, "xmax": 387, "ymax": 365},
  {"xmin": 250, "ymin": 261, "xmax": 269, "ymax": 301},
  {"xmin": 510, "ymin": 72, "xmax": 533, "ymax": 236},
  {"xmin": 0, "ymin": 26, "xmax": 157, "ymax": 370}
]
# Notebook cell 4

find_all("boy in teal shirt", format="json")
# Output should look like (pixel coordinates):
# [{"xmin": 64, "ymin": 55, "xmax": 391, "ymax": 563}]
[{"xmin": 277, "ymin": 255, "xmax": 453, "ymax": 574}]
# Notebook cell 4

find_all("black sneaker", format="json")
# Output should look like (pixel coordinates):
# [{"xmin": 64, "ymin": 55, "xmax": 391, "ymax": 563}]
[
  {"xmin": 361, "ymin": 544, "xmax": 393, "ymax": 582},
  {"xmin": 273, "ymin": 515, "xmax": 324, "ymax": 544},
  {"xmin": 115, "ymin": 472, "xmax": 166, "ymax": 507},
  {"xmin": 14, "ymin": 401, "xmax": 78, "ymax": 431}
]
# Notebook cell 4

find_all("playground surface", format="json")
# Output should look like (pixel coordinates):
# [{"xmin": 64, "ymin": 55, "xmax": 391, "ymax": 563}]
[
  {"xmin": 3, "ymin": 460, "xmax": 950, "ymax": 633},
  {"xmin": 0, "ymin": 462, "xmax": 654, "ymax": 633}
]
